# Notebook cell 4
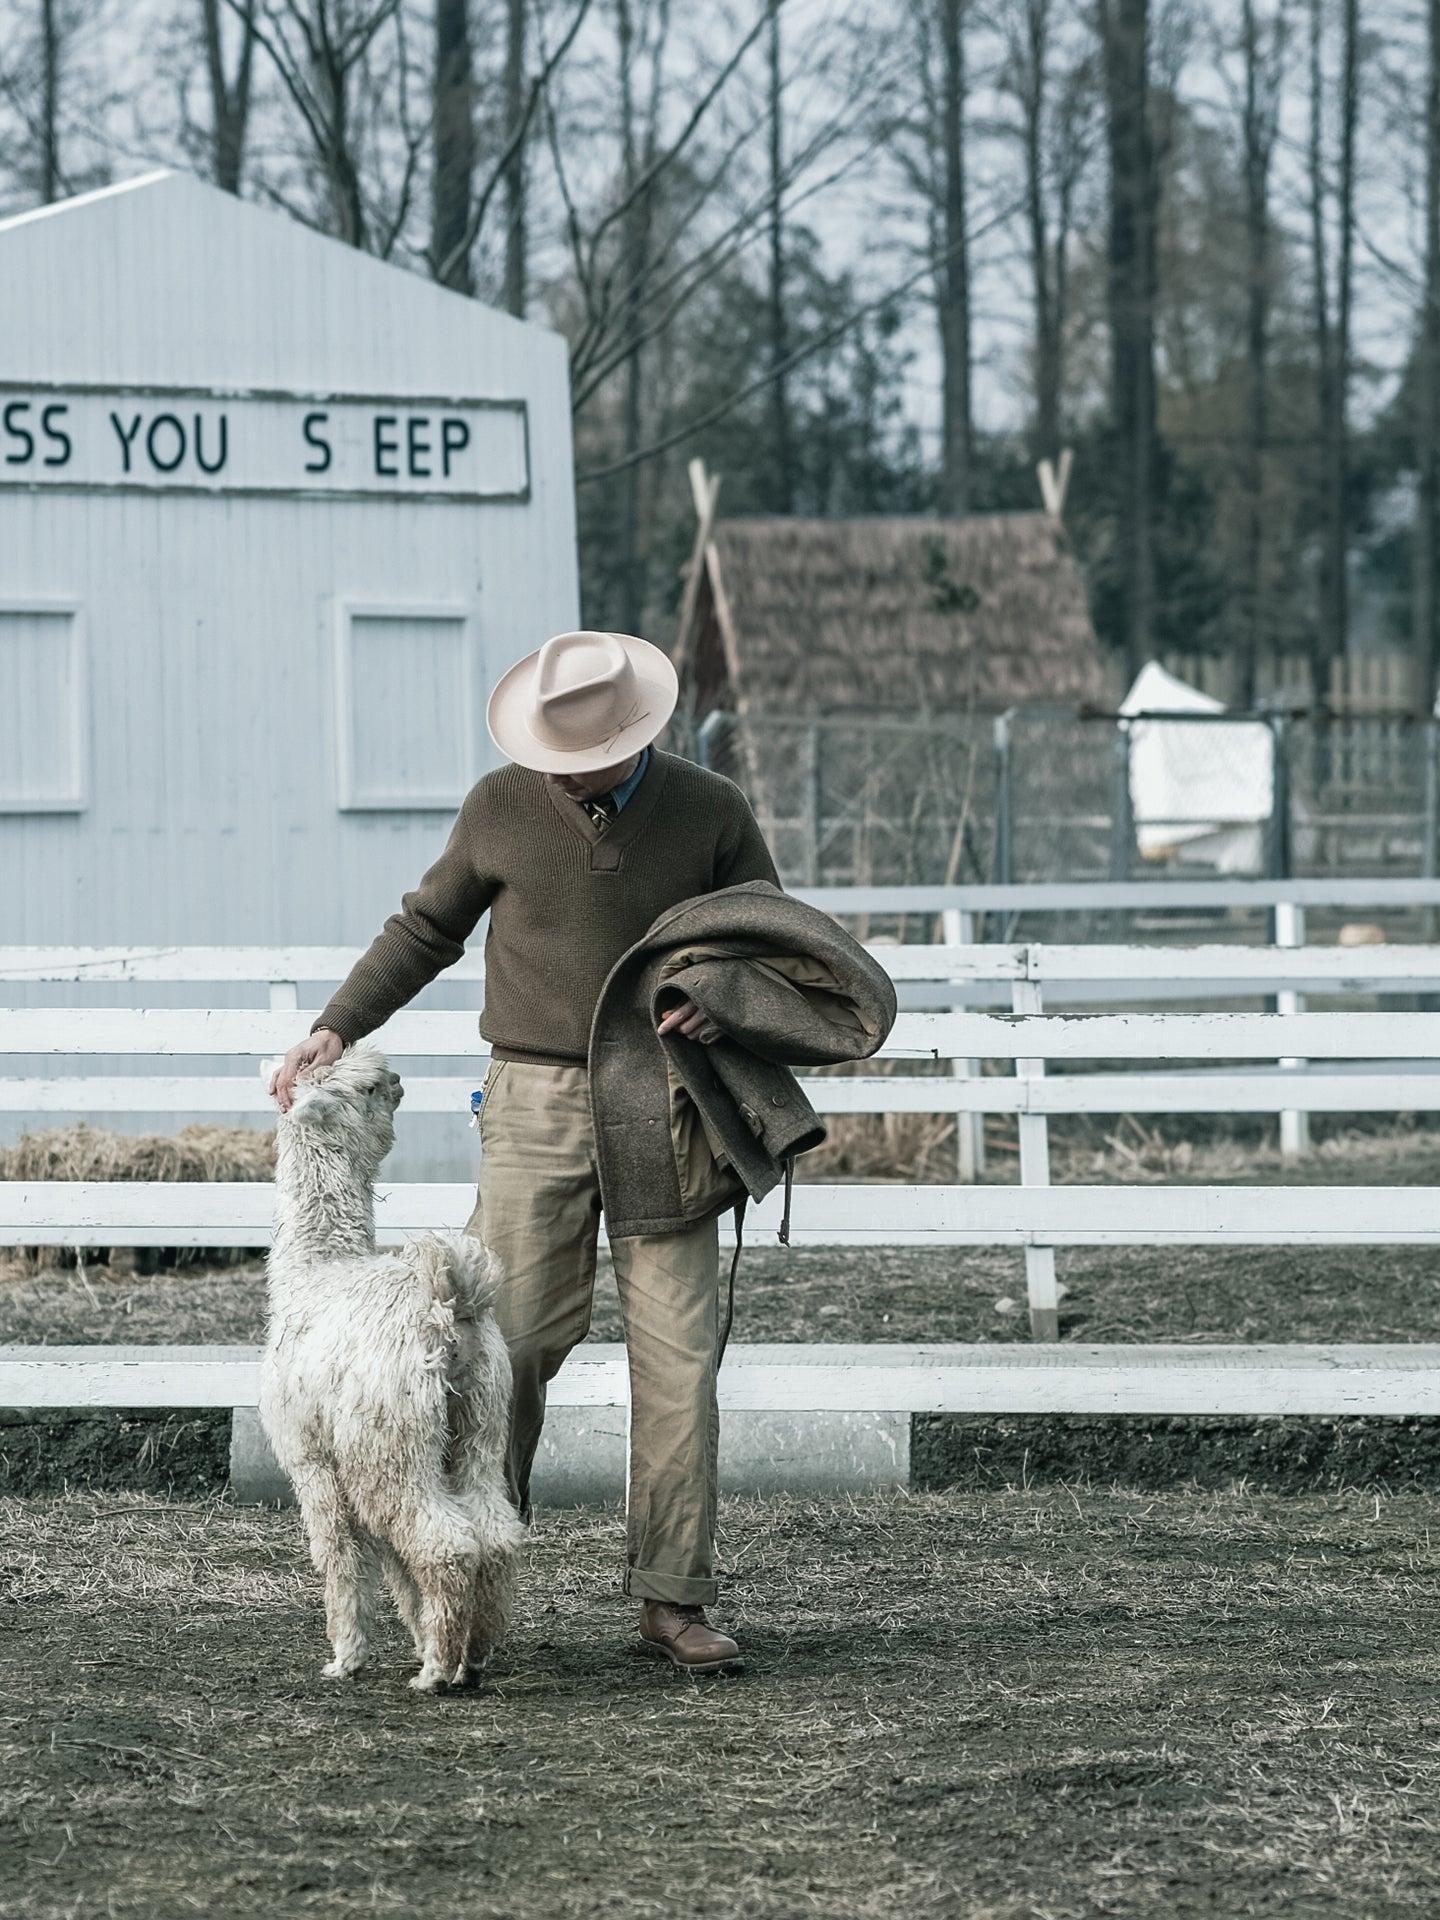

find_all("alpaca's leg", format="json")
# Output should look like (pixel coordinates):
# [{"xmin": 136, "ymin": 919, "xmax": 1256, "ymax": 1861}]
[
  {"xmin": 296, "ymin": 1469, "xmax": 375, "ymax": 1678},
  {"xmin": 376, "ymin": 1541, "xmax": 425, "ymax": 1658},
  {"xmin": 409, "ymin": 1541, "xmax": 482, "ymax": 1692},
  {"xmin": 463, "ymin": 1539, "xmax": 516, "ymax": 1679}
]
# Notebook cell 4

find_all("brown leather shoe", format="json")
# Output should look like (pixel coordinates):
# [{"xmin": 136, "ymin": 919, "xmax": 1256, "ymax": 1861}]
[{"xmin": 637, "ymin": 1600, "xmax": 742, "ymax": 1672}]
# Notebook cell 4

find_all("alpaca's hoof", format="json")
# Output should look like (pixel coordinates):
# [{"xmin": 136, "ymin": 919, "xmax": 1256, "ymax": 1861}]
[
  {"xmin": 322, "ymin": 1654, "xmax": 364, "ymax": 1679},
  {"xmin": 409, "ymin": 1666, "xmax": 448, "ymax": 1693}
]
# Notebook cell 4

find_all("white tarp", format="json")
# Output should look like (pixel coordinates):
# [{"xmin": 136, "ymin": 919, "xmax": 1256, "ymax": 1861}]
[{"xmin": 1121, "ymin": 661, "xmax": 1274, "ymax": 874}]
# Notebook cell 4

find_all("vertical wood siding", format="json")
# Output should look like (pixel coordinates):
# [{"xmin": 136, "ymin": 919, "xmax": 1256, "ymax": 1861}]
[{"xmin": 0, "ymin": 174, "xmax": 579, "ymax": 1177}]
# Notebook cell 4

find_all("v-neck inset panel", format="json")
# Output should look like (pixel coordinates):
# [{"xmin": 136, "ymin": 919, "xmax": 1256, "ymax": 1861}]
[{"xmin": 542, "ymin": 749, "xmax": 671, "ymax": 868}]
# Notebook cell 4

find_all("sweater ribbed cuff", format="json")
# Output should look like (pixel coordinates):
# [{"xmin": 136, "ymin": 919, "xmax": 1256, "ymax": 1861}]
[{"xmin": 312, "ymin": 1007, "xmax": 362, "ymax": 1046}]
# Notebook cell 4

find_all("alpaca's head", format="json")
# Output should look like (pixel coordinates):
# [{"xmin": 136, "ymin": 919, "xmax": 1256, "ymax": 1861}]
[{"xmin": 276, "ymin": 1043, "xmax": 404, "ymax": 1180}]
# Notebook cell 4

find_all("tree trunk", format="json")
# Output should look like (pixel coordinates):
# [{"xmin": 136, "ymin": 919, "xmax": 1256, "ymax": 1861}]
[
  {"xmin": 1418, "ymin": 0, "xmax": 1440, "ymax": 712},
  {"xmin": 936, "ymin": 0, "xmax": 972, "ymax": 514},
  {"xmin": 200, "ymin": 0, "xmax": 256, "ymax": 195},
  {"xmin": 432, "ymin": 0, "xmax": 476, "ymax": 292},
  {"xmin": 40, "ymin": 0, "xmax": 59, "ymax": 203},
  {"xmin": 1239, "ymin": 0, "xmax": 1278, "ymax": 707},
  {"xmin": 502, "ymin": 0, "xmax": 527, "ymax": 317},
  {"xmin": 1021, "ymin": 0, "xmax": 1060, "ymax": 465},
  {"xmin": 1332, "ymin": 0, "xmax": 1358, "ymax": 670},
  {"xmin": 1309, "ymin": 0, "xmax": 1358, "ymax": 681},
  {"xmin": 615, "ymin": 0, "xmax": 646, "ymax": 632},
  {"xmin": 1100, "ymin": 0, "xmax": 1158, "ymax": 675},
  {"xmin": 1307, "ymin": 0, "xmax": 1334, "ymax": 689},
  {"xmin": 766, "ymin": 0, "xmax": 795, "ymax": 512}
]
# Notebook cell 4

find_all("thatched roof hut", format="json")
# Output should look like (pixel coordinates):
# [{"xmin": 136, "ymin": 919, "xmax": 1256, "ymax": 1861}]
[{"xmin": 675, "ymin": 510, "xmax": 1103, "ymax": 718}]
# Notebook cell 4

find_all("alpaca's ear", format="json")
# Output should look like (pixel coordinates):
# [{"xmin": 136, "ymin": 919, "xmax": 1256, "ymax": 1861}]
[{"xmin": 289, "ymin": 1082, "xmax": 342, "ymax": 1131}]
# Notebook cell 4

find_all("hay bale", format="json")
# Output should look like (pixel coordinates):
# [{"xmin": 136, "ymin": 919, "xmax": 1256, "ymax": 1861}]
[{"xmin": 0, "ymin": 1121, "xmax": 275, "ymax": 1276}]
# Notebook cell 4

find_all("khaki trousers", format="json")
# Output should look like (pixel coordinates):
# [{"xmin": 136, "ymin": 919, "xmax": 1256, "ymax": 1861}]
[{"xmin": 466, "ymin": 1060, "xmax": 722, "ymax": 1606}]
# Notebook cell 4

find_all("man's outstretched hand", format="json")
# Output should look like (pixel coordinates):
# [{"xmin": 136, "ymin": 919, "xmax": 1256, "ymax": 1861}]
[
  {"xmin": 656, "ymin": 999, "xmax": 721, "ymax": 1045},
  {"xmin": 269, "ymin": 1028, "xmax": 344, "ymax": 1111}
]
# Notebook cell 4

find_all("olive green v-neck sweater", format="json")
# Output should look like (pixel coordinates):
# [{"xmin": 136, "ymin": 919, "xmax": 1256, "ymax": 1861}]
[{"xmin": 314, "ymin": 749, "xmax": 780, "ymax": 1065}]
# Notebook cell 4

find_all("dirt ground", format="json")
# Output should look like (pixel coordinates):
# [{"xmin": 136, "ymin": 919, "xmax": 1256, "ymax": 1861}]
[{"xmin": 4, "ymin": 1486, "xmax": 1440, "ymax": 1920}]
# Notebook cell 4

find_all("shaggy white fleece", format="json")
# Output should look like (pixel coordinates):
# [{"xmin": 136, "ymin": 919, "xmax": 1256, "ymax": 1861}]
[{"xmin": 261, "ymin": 1043, "xmax": 522, "ymax": 1691}]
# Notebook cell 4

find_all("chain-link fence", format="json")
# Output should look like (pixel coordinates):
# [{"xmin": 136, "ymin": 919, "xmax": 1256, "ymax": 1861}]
[{"xmin": 692, "ymin": 706, "xmax": 1440, "ymax": 894}]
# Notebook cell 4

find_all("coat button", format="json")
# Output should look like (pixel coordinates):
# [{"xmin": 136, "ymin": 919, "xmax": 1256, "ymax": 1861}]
[{"xmin": 770, "ymin": 1096, "xmax": 785, "ymax": 1107}]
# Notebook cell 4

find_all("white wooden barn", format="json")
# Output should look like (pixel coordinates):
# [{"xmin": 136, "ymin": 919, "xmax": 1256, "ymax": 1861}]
[{"xmin": 0, "ymin": 170, "xmax": 579, "ymax": 1175}]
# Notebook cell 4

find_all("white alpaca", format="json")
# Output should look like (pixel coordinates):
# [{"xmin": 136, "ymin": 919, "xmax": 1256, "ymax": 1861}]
[{"xmin": 260, "ymin": 1043, "xmax": 522, "ymax": 1691}]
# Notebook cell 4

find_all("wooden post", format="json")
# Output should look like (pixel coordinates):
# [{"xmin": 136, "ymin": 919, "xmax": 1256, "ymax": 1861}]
[
  {"xmin": 992, "ymin": 710, "xmax": 1014, "ymax": 884},
  {"xmin": 268, "ymin": 980, "xmax": 299, "ymax": 1014},
  {"xmin": 672, "ymin": 458, "xmax": 722, "ymax": 679},
  {"xmin": 1013, "ymin": 967, "xmax": 1060, "ymax": 1342},
  {"xmin": 1274, "ymin": 900, "xmax": 1310, "ymax": 1160},
  {"xmin": 1110, "ymin": 724, "xmax": 1134, "ymax": 882},
  {"xmin": 943, "ymin": 905, "xmax": 985, "ymax": 1181}
]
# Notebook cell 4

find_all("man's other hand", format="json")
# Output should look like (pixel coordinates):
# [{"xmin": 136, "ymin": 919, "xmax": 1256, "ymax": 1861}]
[
  {"xmin": 270, "ymin": 1029, "xmax": 344, "ymax": 1111},
  {"xmin": 656, "ymin": 999, "xmax": 721, "ymax": 1044}
]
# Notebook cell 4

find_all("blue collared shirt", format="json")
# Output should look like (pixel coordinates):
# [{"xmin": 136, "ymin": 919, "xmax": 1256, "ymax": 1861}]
[{"xmin": 607, "ymin": 746, "xmax": 650, "ymax": 814}]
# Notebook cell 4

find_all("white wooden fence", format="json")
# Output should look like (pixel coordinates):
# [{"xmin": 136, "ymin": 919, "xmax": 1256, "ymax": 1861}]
[{"xmin": 4, "ymin": 875, "xmax": 1440, "ymax": 1434}]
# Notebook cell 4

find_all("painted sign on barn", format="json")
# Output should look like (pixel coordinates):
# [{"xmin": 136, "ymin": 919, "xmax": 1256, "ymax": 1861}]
[{"xmin": 0, "ymin": 385, "xmax": 530, "ymax": 500}]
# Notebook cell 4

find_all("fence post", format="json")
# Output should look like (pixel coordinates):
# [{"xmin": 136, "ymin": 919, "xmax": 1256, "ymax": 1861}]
[
  {"xmin": 1109, "ymin": 723, "xmax": 1133, "ymax": 882},
  {"xmin": 942, "ymin": 905, "xmax": 985, "ymax": 1182},
  {"xmin": 1013, "ymin": 959, "xmax": 1059, "ymax": 1342},
  {"xmin": 269, "ymin": 980, "xmax": 299, "ymax": 1015},
  {"xmin": 805, "ymin": 721, "xmax": 821, "ymax": 887},
  {"xmin": 1269, "ymin": 713, "xmax": 1291, "ymax": 881},
  {"xmin": 1273, "ymin": 900, "xmax": 1310, "ymax": 1160},
  {"xmin": 993, "ymin": 711, "xmax": 1014, "ymax": 886}
]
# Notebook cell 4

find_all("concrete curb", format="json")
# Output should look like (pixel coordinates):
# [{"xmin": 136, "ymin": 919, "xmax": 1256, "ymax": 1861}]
[{"xmin": 228, "ymin": 1405, "xmax": 910, "ymax": 1505}]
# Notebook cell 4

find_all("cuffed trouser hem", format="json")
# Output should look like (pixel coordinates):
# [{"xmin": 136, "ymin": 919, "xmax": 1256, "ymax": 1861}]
[{"xmin": 625, "ymin": 1566, "xmax": 719, "ymax": 1607}]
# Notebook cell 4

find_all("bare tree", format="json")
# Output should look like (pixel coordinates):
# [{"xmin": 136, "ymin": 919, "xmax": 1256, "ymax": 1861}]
[
  {"xmin": 612, "ymin": 0, "xmax": 672, "ymax": 630},
  {"xmin": 502, "ymin": 0, "xmax": 527, "ymax": 315},
  {"xmin": 1417, "ymin": 0, "xmax": 1440, "ymax": 709},
  {"xmin": 40, "ymin": 0, "xmax": 59, "ymax": 200},
  {"xmin": 201, "ymin": 0, "xmax": 256, "ymax": 193},
  {"xmin": 432, "ymin": 0, "xmax": 475, "ymax": 291},
  {"xmin": 931, "ymin": 0, "xmax": 972, "ymax": 512},
  {"xmin": 238, "ymin": 0, "xmax": 419, "ymax": 250},
  {"xmin": 765, "ymin": 0, "xmax": 795, "ymax": 510},
  {"xmin": 1098, "ymin": 0, "xmax": 1159, "ymax": 673},
  {"xmin": 1307, "ymin": 0, "xmax": 1360, "ymax": 677},
  {"xmin": 1000, "ymin": 0, "xmax": 1096, "ymax": 466},
  {"xmin": 883, "ymin": 1, "xmax": 973, "ymax": 513},
  {"xmin": 1236, "ymin": 0, "xmax": 1286, "ymax": 704}
]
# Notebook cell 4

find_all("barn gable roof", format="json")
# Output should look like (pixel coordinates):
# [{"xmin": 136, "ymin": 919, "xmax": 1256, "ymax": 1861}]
[
  {"xmin": 687, "ymin": 511, "xmax": 1103, "ymax": 714},
  {"xmin": 0, "ymin": 170, "xmax": 566, "ymax": 394}
]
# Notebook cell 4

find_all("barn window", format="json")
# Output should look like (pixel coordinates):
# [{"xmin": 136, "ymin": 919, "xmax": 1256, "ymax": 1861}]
[
  {"xmin": 333, "ymin": 602, "xmax": 476, "ymax": 810},
  {"xmin": 0, "ymin": 602, "xmax": 87, "ymax": 812}
]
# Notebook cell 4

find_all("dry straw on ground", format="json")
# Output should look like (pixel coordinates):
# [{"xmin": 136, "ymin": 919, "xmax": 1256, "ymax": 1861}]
[
  {"xmin": 0, "ymin": 1121, "xmax": 274, "ymax": 1276},
  {"xmin": 6, "ymin": 1486, "xmax": 1440, "ymax": 1918}
]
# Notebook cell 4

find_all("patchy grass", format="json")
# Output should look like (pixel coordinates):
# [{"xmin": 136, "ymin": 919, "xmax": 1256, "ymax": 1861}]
[{"xmin": 3, "ymin": 1488, "xmax": 1440, "ymax": 1918}]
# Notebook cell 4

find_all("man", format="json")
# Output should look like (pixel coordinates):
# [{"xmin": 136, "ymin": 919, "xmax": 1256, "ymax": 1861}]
[{"xmin": 270, "ymin": 629, "xmax": 778, "ymax": 1672}]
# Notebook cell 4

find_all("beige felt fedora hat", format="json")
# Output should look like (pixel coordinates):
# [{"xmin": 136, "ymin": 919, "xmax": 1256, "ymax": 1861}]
[{"xmin": 486, "ymin": 630, "xmax": 678, "ymax": 773}]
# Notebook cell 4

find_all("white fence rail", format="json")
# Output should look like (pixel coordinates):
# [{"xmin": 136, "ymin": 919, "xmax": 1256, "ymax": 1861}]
[
  {"xmin": 3, "ymin": 880, "xmax": 1440, "ymax": 1424},
  {"xmin": 6, "ymin": 1342, "xmax": 1438, "ymax": 1418}
]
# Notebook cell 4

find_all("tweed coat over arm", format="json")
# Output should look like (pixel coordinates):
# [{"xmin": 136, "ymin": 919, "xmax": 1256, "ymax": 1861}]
[{"xmin": 587, "ymin": 881, "xmax": 898, "ymax": 1240}]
